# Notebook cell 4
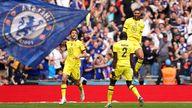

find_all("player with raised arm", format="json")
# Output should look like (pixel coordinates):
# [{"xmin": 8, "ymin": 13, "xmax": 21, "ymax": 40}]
[{"xmin": 123, "ymin": 8, "xmax": 145, "ymax": 84}]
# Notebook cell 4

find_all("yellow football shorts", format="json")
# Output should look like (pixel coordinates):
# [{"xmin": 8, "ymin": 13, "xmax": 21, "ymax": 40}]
[
  {"xmin": 63, "ymin": 65, "xmax": 81, "ymax": 80},
  {"xmin": 111, "ymin": 66, "xmax": 133, "ymax": 81},
  {"xmin": 128, "ymin": 40, "xmax": 142, "ymax": 53}
]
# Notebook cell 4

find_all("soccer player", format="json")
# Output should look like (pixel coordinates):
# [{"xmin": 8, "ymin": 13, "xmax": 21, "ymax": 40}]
[
  {"xmin": 123, "ymin": 8, "xmax": 145, "ymax": 84},
  {"xmin": 105, "ymin": 32, "xmax": 144, "ymax": 108},
  {"xmin": 59, "ymin": 28, "xmax": 87, "ymax": 104}
]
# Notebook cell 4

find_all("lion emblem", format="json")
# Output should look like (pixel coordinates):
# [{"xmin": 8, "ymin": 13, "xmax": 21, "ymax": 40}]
[{"xmin": 16, "ymin": 15, "xmax": 44, "ymax": 40}]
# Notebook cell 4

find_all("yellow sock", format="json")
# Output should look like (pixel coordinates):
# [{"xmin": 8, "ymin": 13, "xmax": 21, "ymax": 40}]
[
  {"xmin": 129, "ymin": 85, "xmax": 140, "ymax": 98},
  {"xmin": 61, "ymin": 84, "xmax": 67, "ymax": 98},
  {"xmin": 135, "ymin": 59, "xmax": 143, "ymax": 72},
  {"xmin": 78, "ymin": 83, "xmax": 84, "ymax": 94},
  {"xmin": 107, "ymin": 86, "xmax": 114, "ymax": 103}
]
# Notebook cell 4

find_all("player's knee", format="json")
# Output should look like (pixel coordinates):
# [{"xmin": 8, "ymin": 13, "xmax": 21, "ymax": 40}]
[
  {"xmin": 61, "ymin": 79, "xmax": 67, "ymax": 84},
  {"xmin": 126, "ymin": 80, "xmax": 132, "ymax": 88},
  {"xmin": 136, "ymin": 49, "xmax": 144, "ymax": 60},
  {"xmin": 139, "ymin": 56, "xmax": 144, "ymax": 60},
  {"xmin": 110, "ymin": 78, "xmax": 117, "ymax": 86},
  {"xmin": 62, "ymin": 75, "xmax": 68, "ymax": 84},
  {"xmin": 137, "ymin": 54, "xmax": 144, "ymax": 60}
]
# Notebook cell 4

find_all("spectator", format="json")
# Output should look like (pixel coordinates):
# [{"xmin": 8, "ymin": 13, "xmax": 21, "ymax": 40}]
[
  {"xmin": 156, "ymin": 33, "xmax": 171, "ymax": 71},
  {"xmin": 156, "ymin": 59, "xmax": 180, "ymax": 85},
  {"xmin": 120, "ymin": 0, "xmax": 133, "ymax": 21},
  {"xmin": 113, "ymin": 0, "xmax": 124, "ymax": 26},
  {"xmin": 149, "ymin": 41, "xmax": 159, "ymax": 76},
  {"xmin": 178, "ymin": 52, "xmax": 192, "ymax": 84},
  {"xmin": 0, "ymin": 67, "xmax": 8, "ymax": 85},
  {"xmin": 169, "ymin": 42, "xmax": 180, "ymax": 65},
  {"xmin": 164, "ymin": 24, "xmax": 173, "ymax": 42},
  {"xmin": 169, "ymin": 11, "xmax": 178, "ymax": 26},
  {"xmin": 172, "ymin": 30, "xmax": 181, "ymax": 45},
  {"xmin": 178, "ymin": 36, "xmax": 187, "ymax": 54},
  {"xmin": 46, "ymin": 0, "xmax": 56, "ymax": 4},
  {"xmin": 103, "ymin": 53, "xmax": 113, "ymax": 80},
  {"xmin": 149, "ymin": 27, "xmax": 162, "ymax": 49},
  {"xmin": 142, "ymin": 11, "xmax": 153, "ymax": 38},
  {"xmin": 186, "ymin": 44, "xmax": 192, "ymax": 56},
  {"xmin": 187, "ymin": 12, "xmax": 192, "ymax": 35},
  {"xmin": 39, "ymin": 58, "xmax": 49, "ymax": 80},
  {"xmin": 81, "ymin": 55, "xmax": 94, "ymax": 80},
  {"xmin": 107, "ymin": 4, "xmax": 117, "ymax": 24},
  {"xmin": 48, "ymin": 46, "xmax": 63, "ymax": 75},
  {"xmin": 189, "ymin": 52, "xmax": 192, "ymax": 82},
  {"xmin": 48, "ymin": 59, "xmax": 56, "ymax": 80},
  {"xmin": 140, "ymin": 39, "xmax": 152, "ymax": 78},
  {"xmin": 10, "ymin": 60, "xmax": 27, "ymax": 85},
  {"xmin": 187, "ymin": 34, "xmax": 192, "ymax": 45},
  {"xmin": 24, "ymin": 63, "xmax": 44, "ymax": 80},
  {"xmin": 72, "ymin": 0, "xmax": 86, "ymax": 10},
  {"xmin": 0, "ymin": 49, "xmax": 7, "ymax": 81},
  {"xmin": 57, "ymin": 0, "xmax": 70, "ymax": 7},
  {"xmin": 93, "ymin": 54, "xmax": 105, "ymax": 80},
  {"xmin": 140, "ymin": 38, "xmax": 158, "ymax": 79}
]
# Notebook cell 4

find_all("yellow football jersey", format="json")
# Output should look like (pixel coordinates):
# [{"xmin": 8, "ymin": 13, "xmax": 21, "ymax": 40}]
[
  {"xmin": 65, "ymin": 40, "xmax": 85, "ymax": 66},
  {"xmin": 123, "ymin": 18, "xmax": 144, "ymax": 43},
  {"xmin": 113, "ymin": 40, "xmax": 134, "ymax": 67}
]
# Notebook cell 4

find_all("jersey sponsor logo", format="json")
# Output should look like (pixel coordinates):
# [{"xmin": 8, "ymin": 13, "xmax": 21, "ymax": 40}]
[{"xmin": 2, "ymin": 3, "xmax": 55, "ymax": 48}]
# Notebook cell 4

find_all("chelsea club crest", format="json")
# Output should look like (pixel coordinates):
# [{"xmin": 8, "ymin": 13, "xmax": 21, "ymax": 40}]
[{"xmin": 2, "ymin": 3, "xmax": 55, "ymax": 48}]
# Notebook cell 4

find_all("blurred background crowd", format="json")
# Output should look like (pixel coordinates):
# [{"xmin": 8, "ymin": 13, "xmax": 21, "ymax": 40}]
[{"xmin": 0, "ymin": 0, "xmax": 192, "ymax": 85}]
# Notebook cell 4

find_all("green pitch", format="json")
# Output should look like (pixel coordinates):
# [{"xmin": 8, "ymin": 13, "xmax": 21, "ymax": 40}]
[{"xmin": 0, "ymin": 103, "xmax": 192, "ymax": 108}]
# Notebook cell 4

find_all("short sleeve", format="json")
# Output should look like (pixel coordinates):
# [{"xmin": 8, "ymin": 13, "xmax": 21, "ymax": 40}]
[
  {"xmin": 123, "ymin": 19, "xmax": 129, "ymax": 32},
  {"xmin": 113, "ymin": 43, "xmax": 118, "ymax": 52},
  {"xmin": 140, "ymin": 21, "xmax": 145, "ymax": 31},
  {"xmin": 79, "ymin": 41, "xmax": 85, "ymax": 51}
]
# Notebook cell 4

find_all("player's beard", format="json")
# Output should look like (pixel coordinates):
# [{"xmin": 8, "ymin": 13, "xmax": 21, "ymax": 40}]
[
  {"xmin": 70, "ymin": 34, "xmax": 77, "ymax": 40},
  {"xmin": 134, "ymin": 16, "xmax": 140, "ymax": 20}
]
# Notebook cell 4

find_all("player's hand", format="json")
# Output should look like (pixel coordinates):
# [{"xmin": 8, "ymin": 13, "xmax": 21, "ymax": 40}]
[
  {"xmin": 73, "ymin": 56, "xmax": 80, "ymax": 59},
  {"xmin": 121, "ymin": 17, "xmax": 125, "ymax": 21}
]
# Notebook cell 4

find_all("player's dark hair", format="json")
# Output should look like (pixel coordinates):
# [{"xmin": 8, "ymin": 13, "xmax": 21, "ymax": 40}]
[
  {"xmin": 133, "ymin": 8, "xmax": 141, "ymax": 12},
  {"xmin": 70, "ymin": 28, "xmax": 79, "ymax": 34},
  {"xmin": 119, "ymin": 32, "xmax": 127, "ymax": 40}
]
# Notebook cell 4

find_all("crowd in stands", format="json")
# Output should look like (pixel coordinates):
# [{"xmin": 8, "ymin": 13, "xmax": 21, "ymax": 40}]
[{"xmin": 0, "ymin": 0, "xmax": 192, "ymax": 85}]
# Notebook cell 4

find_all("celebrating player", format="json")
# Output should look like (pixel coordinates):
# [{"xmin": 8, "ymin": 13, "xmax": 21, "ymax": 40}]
[
  {"xmin": 123, "ymin": 8, "xmax": 145, "ymax": 84},
  {"xmin": 59, "ymin": 28, "xmax": 88, "ymax": 104},
  {"xmin": 105, "ymin": 32, "xmax": 144, "ymax": 108}
]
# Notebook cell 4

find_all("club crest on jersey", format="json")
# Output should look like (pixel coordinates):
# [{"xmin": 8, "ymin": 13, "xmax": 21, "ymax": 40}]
[{"xmin": 2, "ymin": 4, "xmax": 55, "ymax": 48}]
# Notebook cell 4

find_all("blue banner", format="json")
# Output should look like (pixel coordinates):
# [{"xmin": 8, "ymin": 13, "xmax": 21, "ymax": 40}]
[{"xmin": 0, "ymin": 0, "xmax": 88, "ymax": 67}]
